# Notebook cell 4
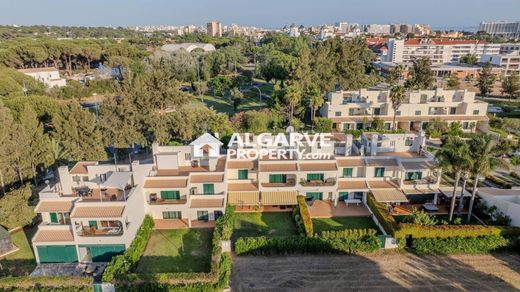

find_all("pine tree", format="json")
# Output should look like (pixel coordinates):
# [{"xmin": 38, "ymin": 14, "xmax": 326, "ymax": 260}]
[
  {"xmin": 477, "ymin": 62, "xmax": 496, "ymax": 96},
  {"xmin": 0, "ymin": 103, "xmax": 15, "ymax": 194},
  {"xmin": 405, "ymin": 57, "xmax": 435, "ymax": 90},
  {"xmin": 501, "ymin": 72, "xmax": 520, "ymax": 99}
]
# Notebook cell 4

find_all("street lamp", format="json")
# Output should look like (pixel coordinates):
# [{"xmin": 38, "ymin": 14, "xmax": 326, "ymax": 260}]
[{"xmin": 251, "ymin": 85, "xmax": 262, "ymax": 103}]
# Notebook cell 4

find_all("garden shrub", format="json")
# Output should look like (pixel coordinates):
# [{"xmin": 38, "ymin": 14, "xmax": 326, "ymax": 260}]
[
  {"xmin": 394, "ymin": 223, "xmax": 502, "ymax": 239},
  {"xmin": 412, "ymin": 235, "xmax": 511, "ymax": 254},
  {"xmin": 486, "ymin": 175, "xmax": 513, "ymax": 189},
  {"xmin": 0, "ymin": 276, "xmax": 92, "ymax": 291},
  {"xmin": 367, "ymin": 193, "xmax": 398, "ymax": 235},
  {"xmin": 103, "ymin": 215, "xmax": 155, "ymax": 282},
  {"xmin": 294, "ymin": 195, "xmax": 313, "ymax": 237}
]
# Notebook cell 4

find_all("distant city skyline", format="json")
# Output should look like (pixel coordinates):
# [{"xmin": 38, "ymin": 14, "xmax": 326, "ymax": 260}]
[{"xmin": 0, "ymin": 0, "xmax": 518, "ymax": 29}]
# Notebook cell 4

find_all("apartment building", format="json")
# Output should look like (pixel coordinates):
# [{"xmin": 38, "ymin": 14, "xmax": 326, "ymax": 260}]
[
  {"xmin": 32, "ymin": 131, "xmax": 441, "ymax": 263},
  {"xmin": 480, "ymin": 50, "xmax": 520, "ymax": 76},
  {"xmin": 479, "ymin": 21, "xmax": 520, "ymax": 39},
  {"xmin": 319, "ymin": 88, "xmax": 489, "ymax": 133},
  {"xmin": 207, "ymin": 20, "xmax": 222, "ymax": 37},
  {"xmin": 17, "ymin": 67, "xmax": 66, "ymax": 88},
  {"xmin": 383, "ymin": 38, "xmax": 501, "ymax": 64}
]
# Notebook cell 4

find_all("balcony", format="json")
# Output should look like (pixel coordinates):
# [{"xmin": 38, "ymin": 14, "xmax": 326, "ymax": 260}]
[
  {"xmin": 261, "ymin": 176, "xmax": 297, "ymax": 188},
  {"xmin": 429, "ymin": 109, "xmax": 447, "ymax": 115},
  {"xmin": 149, "ymin": 194, "xmax": 188, "ymax": 205},
  {"xmin": 76, "ymin": 224, "xmax": 123, "ymax": 237},
  {"xmin": 300, "ymin": 178, "xmax": 336, "ymax": 187},
  {"xmin": 403, "ymin": 176, "xmax": 438, "ymax": 187}
]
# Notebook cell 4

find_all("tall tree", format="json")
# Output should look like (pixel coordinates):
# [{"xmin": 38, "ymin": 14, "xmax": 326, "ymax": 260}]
[
  {"xmin": 0, "ymin": 103, "xmax": 14, "ymax": 194},
  {"xmin": 477, "ymin": 62, "xmax": 496, "ymax": 96},
  {"xmin": 466, "ymin": 135, "xmax": 509, "ymax": 223},
  {"xmin": 436, "ymin": 136, "xmax": 471, "ymax": 222},
  {"xmin": 229, "ymin": 87, "xmax": 244, "ymax": 112},
  {"xmin": 305, "ymin": 84, "xmax": 324, "ymax": 123},
  {"xmin": 405, "ymin": 57, "xmax": 435, "ymax": 90},
  {"xmin": 386, "ymin": 64, "xmax": 404, "ymax": 85},
  {"xmin": 446, "ymin": 74, "xmax": 461, "ymax": 90},
  {"xmin": 283, "ymin": 84, "xmax": 303, "ymax": 120},
  {"xmin": 459, "ymin": 54, "xmax": 478, "ymax": 65},
  {"xmin": 501, "ymin": 72, "xmax": 520, "ymax": 99},
  {"xmin": 389, "ymin": 85, "xmax": 405, "ymax": 130}
]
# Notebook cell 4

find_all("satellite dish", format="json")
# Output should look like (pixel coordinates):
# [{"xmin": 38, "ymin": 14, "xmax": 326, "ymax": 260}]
[{"xmin": 285, "ymin": 126, "xmax": 294, "ymax": 133}]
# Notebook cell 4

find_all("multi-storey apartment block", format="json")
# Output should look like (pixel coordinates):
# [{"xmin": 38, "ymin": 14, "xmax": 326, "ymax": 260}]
[
  {"xmin": 32, "ymin": 131, "xmax": 442, "ymax": 264},
  {"xmin": 481, "ymin": 50, "xmax": 520, "ymax": 76},
  {"xmin": 320, "ymin": 88, "xmax": 489, "ymax": 133}
]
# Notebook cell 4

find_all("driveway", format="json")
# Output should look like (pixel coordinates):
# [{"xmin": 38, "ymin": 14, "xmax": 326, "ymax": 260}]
[{"xmin": 231, "ymin": 253, "xmax": 520, "ymax": 291}]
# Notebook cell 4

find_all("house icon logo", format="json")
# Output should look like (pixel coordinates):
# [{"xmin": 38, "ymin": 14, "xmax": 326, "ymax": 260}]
[{"xmin": 190, "ymin": 133, "xmax": 223, "ymax": 158}]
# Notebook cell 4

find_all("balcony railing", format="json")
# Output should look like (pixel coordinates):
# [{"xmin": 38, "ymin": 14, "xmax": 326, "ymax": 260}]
[
  {"xmin": 77, "ymin": 226, "xmax": 123, "ymax": 237},
  {"xmin": 261, "ymin": 178, "xmax": 297, "ymax": 188},
  {"xmin": 149, "ymin": 195, "xmax": 188, "ymax": 205},
  {"xmin": 403, "ymin": 176, "xmax": 438, "ymax": 186},
  {"xmin": 300, "ymin": 178, "xmax": 336, "ymax": 187}
]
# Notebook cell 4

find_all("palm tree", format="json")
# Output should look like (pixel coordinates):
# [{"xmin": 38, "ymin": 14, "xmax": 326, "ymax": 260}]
[
  {"xmin": 306, "ymin": 84, "xmax": 324, "ymax": 123},
  {"xmin": 389, "ymin": 85, "xmax": 405, "ymax": 130},
  {"xmin": 466, "ymin": 134, "xmax": 509, "ymax": 223},
  {"xmin": 284, "ymin": 84, "xmax": 302, "ymax": 120},
  {"xmin": 436, "ymin": 136, "xmax": 471, "ymax": 222},
  {"xmin": 47, "ymin": 138, "xmax": 71, "ymax": 176}
]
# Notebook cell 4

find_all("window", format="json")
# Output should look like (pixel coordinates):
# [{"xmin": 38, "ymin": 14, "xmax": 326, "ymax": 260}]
[
  {"xmin": 160, "ymin": 190, "xmax": 180, "ymax": 200},
  {"xmin": 162, "ymin": 211, "xmax": 181, "ymax": 219},
  {"xmin": 396, "ymin": 110, "xmax": 401, "ymax": 116},
  {"xmin": 462, "ymin": 122, "xmax": 470, "ymax": 129},
  {"xmin": 343, "ymin": 168, "xmax": 353, "ymax": 178},
  {"xmin": 405, "ymin": 172, "xmax": 423, "ymax": 181},
  {"xmin": 335, "ymin": 111, "xmax": 342, "ymax": 117},
  {"xmin": 49, "ymin": 212, "xmax": 58, "ymax": 223},
  {"xmin": 353, "ymin": 192, "xmax": 364, "ymax": 200},
  {"xmin": 374, "ymin": 167, "xmax": 385, "ymax": 177},
  {"xmin": 373, "ymin": 108, "xmax": 381, "ymax": 116},
  {"xmin": 197, "ymin": 211, "xmax": 209, "ymax": 221},
  {"xmin": 405, "ymin": 138, "xmax": 413, "ymax": 146},
  {"xmin": 420, "ymin": 94, "xmax": 428, "ymax": 103},
  {"xmin": 338, "ymin": 192, "xmax": 349, "ymax": 201},
  {"xmin": 348, "ymin": 109, "xmax": 355, "ymax": 116},
  {"xmin": 307, "ymin": 173, "xmax": 324, "ymax": 181},
  {"xmin": 214, "ymin": 211, "xmax": 223, "ymax": 220},
  {"xmin": 88, "ymin": 220, "xmax": 98, "ymax": 229},
  {"xmin": 72, "ymin": 176, "xmax": 81, "ymax": 182},
  {"xmin": 185, "ymin": 153, "xmax": 191, "ymax": 160},
  {"xmin": 384, "ymin": 123, "xmax": 391, "ymax": 130},
  {"xmin": 82, "ymin": 176, "xmax": 89, "ymax": 182},
  {"xmin": 306, "ymin": 192, "xmax": 322, "ymax": 200},
  {"xmin": 203, "ymin": 184, "xmax": 215, "ymax": 195},
  {"xmin": 238, "ymin": 169, "xmax": 248, "ymax": 180},
  {"xmin": 450, "ymin": 107, "xmax": 457, "ymax": 115},
  {"xmin": 473, "ymin": 110, "xmax": 479, "ymax": 115},
  {"xmin": 415, "ymin": 110, "xmax": 421, "ymax": 116},
  {"xmin": 343, "ymin": 123, "xmax": 351, "ymax": 130},
  {"xmin": 269, "ymin": 174, "xmax": 287, "ymax": 183}
]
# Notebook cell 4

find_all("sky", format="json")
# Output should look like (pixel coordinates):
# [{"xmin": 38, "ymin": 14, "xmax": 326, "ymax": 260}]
[{"xmin": 0, "ymin": 0, "xmax": 518, "ymax": 29}]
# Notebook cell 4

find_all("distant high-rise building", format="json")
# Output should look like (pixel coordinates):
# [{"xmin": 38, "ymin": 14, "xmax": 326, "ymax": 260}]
[
  {"xmin": 479, "ymin": 21, "xmax": 520, "ymax": 39},
  {"xmin": 365, "ymin": 24, "xmax": 391, "ymax": 35},
  {"xmin": 337, "ymin": 22, "xmax": 348, "ymax": 33},
  {"xmin": 207, "ymin": 20, "xmax": 222, "ymax": 37}
]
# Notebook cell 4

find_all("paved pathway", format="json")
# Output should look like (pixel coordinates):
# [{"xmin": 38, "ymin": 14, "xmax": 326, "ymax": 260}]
[{"xmin": 231, "ymin": 253, "xmax": 520, "ymax": 291}]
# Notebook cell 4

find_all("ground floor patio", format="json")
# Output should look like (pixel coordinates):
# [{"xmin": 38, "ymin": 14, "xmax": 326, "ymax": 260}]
[
  {"xmin": 153, "ymin": 219, "xmax": 215, "ymax": 230},
  {"xmin": 308, "ymin": 200, "xmax": 371, "ymax": 218}
]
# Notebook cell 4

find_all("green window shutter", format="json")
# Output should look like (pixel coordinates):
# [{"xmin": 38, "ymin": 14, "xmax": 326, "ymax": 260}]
[
  {"xmin": 238, "ymin": 169, "xmax": 248, "ymax": 180},
  {"xmin": 203, "ymin": 184, "xmax": 215, "ymax": 195},
  {"xmin": 307, "ymin": 173, "xmax": 324, "ymax": 181},
  {"xmin": 162, "ymin": 211, "xmax": 181, "ymax": 219},
  {"xmin": 306, "ymin": 192, "xmax": 322, "ymax": 200},
  {"xmin": 161, "ymin": 190, "xmax": 180, "ymax": 200},
  {"xmin": 375, "ymin": 167, "xmax": 385, "ymax": 177},
  {"xmin": 269, "ymin": 174, "xmax": 287, "ymax": 183},
  {"xmin": 343, "ymin": 168, "xmax": 353, "ymax": 178},
  {"xmin": 49, "ymin": 212, "xmax": 58, "ymax": 223},
  {"xmin": 197, "ymin": 211, "xmax": 209, "ymax": 221},
  {"xmin": 338, "ymin": 192, "xmax": 349, "ymax": 201},
  {"xmin": 88, "ymin": 220, "xmax": 98, "ymax": 229}
]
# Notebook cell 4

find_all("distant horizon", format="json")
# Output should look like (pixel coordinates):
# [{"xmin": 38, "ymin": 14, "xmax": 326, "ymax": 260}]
[{"xmin": 0, "ymin": 0, "xmax": 518, "ymax": 29}]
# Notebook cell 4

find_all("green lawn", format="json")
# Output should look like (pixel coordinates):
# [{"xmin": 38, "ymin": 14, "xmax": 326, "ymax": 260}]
[
  {"xmin": 312, "ymin": 217, "xmax": 379, "ymax": 233},
  {"xmin": 233, "ymin": 212, "xmax": 298, "ymax": 240},
  {"xmin": 0, "ymin": 228, "xmax": 36, "ymax": 277},
  {"xmin": 193, "ymin": 93, "xmax": 268, "ymax": 116},
  {"xmin": 137, "ymin": 229, "xmax": 213, "ymax": 274}
]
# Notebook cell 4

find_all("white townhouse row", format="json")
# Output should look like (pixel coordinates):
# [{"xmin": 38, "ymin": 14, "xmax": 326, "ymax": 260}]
[
  {"xmin": 32, "ymin": 131, "xmax": 442, "ymax": 264},
  {"xmin": 319, "ymin": 88, "xmax": 489, "ymax": 133}
]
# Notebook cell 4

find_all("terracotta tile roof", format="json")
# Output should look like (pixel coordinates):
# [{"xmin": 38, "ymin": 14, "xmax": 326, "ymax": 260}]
[
  {"xmin": 338, "ymin": 180, "xmax": 368, "ymax": 190},
  {"xmin": 144, "ymin": 179, "xmax": 187, "ymax": 188},
  {"xmin": 299, "ymin": 163, "xmax": 337, "ymax": 171},
  {"xmin": 259, "ymin": 163, "xmax": 298, "ymax": 172},
  {"xmin": 35, "ymin": 201, "xmax": 74, "ymax": 213},
  {"xmin": 71, "ymin": 205, "xmax": 124, "ymax": 218},
  {"xmin": 228, "ymin": 182, "xmax": 258, "ymax": 192},
  {"xmin": 190, "ymin": 198, "xmax": 224, "ymax": 208},
  {"xmin": 337, "ymin": 158, "xmax": 366, "ymax": 167},
  {"xmin": 69, "ymin": 162, "xmax": 97, "ymax": 175},
  {"xmin": 366, "ymin": 158, "xmax": 399, "ymax": 167},
  {"xmin": 33, "ymin": 228, "xmax": 74, "ymax": 243},
  {"xmin": 367, "ymin": 180, "xmax": 400, "ymax": 189},
  {"xmin": 228, "ymin": 191, "xmax": 260, "ymax": 206},
  {"xmin": 227, "ymin": 160, "xmax": 257, "ymax": 169},
  {"xmin": 190, "ymin": 174, "xmax": 224, "ymax": 183}
]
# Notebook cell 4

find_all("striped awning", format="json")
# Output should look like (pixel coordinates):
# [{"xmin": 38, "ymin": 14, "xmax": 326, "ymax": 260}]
[
  {"xmin": 261, "ymin": 191, "xmax": 298, "ymax": 206},
  {"xmin": 228, "ymin": 191, "xmax": 260, "ymax": 206},
  {"xmin": 371, "ymin": 189, "xmax": 408, "ymax": 203}
]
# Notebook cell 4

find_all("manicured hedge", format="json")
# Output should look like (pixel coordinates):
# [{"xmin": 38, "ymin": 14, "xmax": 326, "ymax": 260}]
[
  {"xmin": 367, "ymin": 193, "xmax": 398, "ymax": 235},
  {"xmin": 412, "ymin": 236, "xmax": 511, "ymax": 254},
  {"xmin": 235, "ymin": 229, "xmax": 380, "ymax": 255},
  {"xmin": 394, "ymin": 223, "xmax": 502, "ymax": 239},
  {"xmin": 0, "ymin": 276, "xmax": 92, "ymax": 291},
  {"xmin": 293, "ymin": 195, "xmax": 313, "ymax": 237},
  {"xmin": 103, "ymin": 214, "xmax": 155, "ymax": 282}
]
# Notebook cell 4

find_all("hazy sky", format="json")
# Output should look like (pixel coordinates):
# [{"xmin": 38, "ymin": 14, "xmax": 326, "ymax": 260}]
[{"xmin": 0, "ymin": 0, "xmax": 518, "ymax": 28}]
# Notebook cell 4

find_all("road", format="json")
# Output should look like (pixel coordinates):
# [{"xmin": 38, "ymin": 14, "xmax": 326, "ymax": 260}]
[{"xmin": 231, "ymin": 253, "xmax": 520, "ymax": 291}]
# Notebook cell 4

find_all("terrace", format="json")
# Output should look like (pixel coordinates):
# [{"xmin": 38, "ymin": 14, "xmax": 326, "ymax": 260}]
[
  {"xmin": 308, "ymin": 200, "xmax": 371, "ymax": 218},
  {"xmin": 75, "ymin": 221, "xmax": 123, "ymax": 237},
  {"xmin": 148, "ymin": 194, "xmax": 188, "ymax": 205}
]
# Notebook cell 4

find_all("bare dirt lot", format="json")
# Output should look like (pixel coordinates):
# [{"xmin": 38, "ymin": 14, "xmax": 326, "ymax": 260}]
[{"xmin": 231, "ymin": 253, "xmax": 520, "ymax": 291}]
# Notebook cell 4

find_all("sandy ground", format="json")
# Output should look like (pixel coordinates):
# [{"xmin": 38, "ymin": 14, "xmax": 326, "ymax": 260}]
[{"xmin": 231, "ymin": 253, "xmax": 520, "ymax": 291}]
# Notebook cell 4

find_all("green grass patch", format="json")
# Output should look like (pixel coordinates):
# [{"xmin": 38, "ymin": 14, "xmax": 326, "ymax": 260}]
[
  {"xmin": 312, "ymin": 217, "xmax": 379, "ymax": 234},
  {"xmin": 232, "ymin": 212, "xmax": 298, "ymax": 240},
  {"xmin": 0, "ymin": 228, "xmax": 36, "ymax": 277},
  {"xmin": 136, "ymin": 229, "xmax": 213, "ymax": 274},
  {"xmin": 193, "ymin": 93, "xmax": 268, "ymax": 116}
]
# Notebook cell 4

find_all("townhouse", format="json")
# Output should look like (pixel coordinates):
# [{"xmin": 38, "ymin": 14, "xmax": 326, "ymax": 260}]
[
  {"xmin": 319, "ymin": 88, "xmax": 489, "ymax": 133},
  {"xmin": 17, "ymin": 67, "xmax": 67, "ymax": 88},
  {"xmin": 32, "ymin": 131, "xmax": 442, "ymax": 264}
]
